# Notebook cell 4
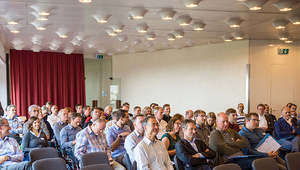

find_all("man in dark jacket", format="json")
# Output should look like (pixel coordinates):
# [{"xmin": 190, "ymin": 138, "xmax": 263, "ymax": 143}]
[{"xmin": 175, "ymin": 119, "xmax": 215, "ymax": 170}]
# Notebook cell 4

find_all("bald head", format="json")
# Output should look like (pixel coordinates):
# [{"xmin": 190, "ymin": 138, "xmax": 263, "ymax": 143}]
[
  {"xmin": 216, "ymin": 112, "xmax": 229, "ymax": 132},
  {"xmin": 185, "ymin": 110, "xmax": 193, "ymax": 120},
  {"xmin": 281, "ymin": 106, "xmax": 290, "ymax": 120}
]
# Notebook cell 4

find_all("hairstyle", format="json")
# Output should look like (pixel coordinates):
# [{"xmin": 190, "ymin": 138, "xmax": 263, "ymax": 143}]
[
  {"xmin": 28, "ymin": 105, "xmax": 39, "ymax": 113},
  {"xmin": 111, "ymin": 111, "xmax": 117, "ymax": 118},
  {"xmin": 93, "ymin": 117, "xmax": 106, "ymax": 125},
  {"xmin": 237, "ymin": 103, "xmax": 244, "ymax": 107},
  {"xmin": 257, "ymin": 104, "xmax": 265, "ymax": 109},
  {"xmin": 150, "ymin": 103, "xmax": 157, "ymax": 107},
  {"xmin": 65, "ymin": 107, "xmax": 72, "ymax": 113},
  {"xmin": 225, "ymin": 108, "xmax": 237, "ymax": 116},
  {"xmin": 75, "ymin": 104, "xmax": 82, "ymax": 109},
  {"xmin": 244, "ymin": 112, "xmax": 258, "ymax": 122},
  {"xmin": 165, "ymin": 118, "xmax": 181, "ymax": 132},
  {"xmin": 194, "ymin": 110, "xmax": 206, "ymax": 118},
  {"xmin": 153, "ymin": 106, "xmax": 163, "ymax": 114},
  {"xmin": 185, "ymin": 110, "xmax": 192, "ymax": 116},
  {"xmin": 163, "ymin": 104, "xmax": 170, "ymax": 110},
  {"xmin": 122, "ymin": 102, "xmax": 130, "ymax": 107},
  {"xmin": 286, "ymin": 102, "xmax": 293, "ymax": 107},
  {"xmin": 92, "ymin": 107, "xmax": 104, "ymax": 114},
  {"xmin": 115, "ymin": 109, "xmax": 127, "ymax": 121},
  {"xmin": 51, "ymin": 105, "xmax": 58, "ymax": 110},
  {"xmin": 134, "ymin": 106, "xmax": 141, "ymax": 110},
  {"xmin": 5, "ymin": 106, "xmax": 9, "ymax": 112},
  {"xmin": 7, "ymin": 105, "xmax": 17, "ymax": 111},
  {"xmin": 41, "ymin": 105, "xmax": 48, "ymax": 113},
  {"xmin": 83, "ymin": 105, "xmax": 91, "ymax": 111},
  {"xmin": 264, "ymin": 104, "xmax": 269, "ymax": 107},
  {"xmin": 46, "ymin": 102, "xmax": 53, "ymax": 106},
  {"xmin": 205, "ymin": 112, "xmax": 216, "ymax": 128},
  {"xmin": 289, "ymin": 104, "xmax": 297, "ymax": 109},
  {"xmin": 70, "ymin": 112, "xmax": 82, "ymax": 120},
  {"xmin": 104, "ymin": 105, "xmax": 113, "ymax": 112},
  {"xmin": 132, "ymin": 114, "xmax": 145, "ymax": 123},
  {"xmin": 0, "ymin": 117, "xmax": 7, "ymax": 125},
  {"xmin": 142, "ymin": 116, "xmax": 156, "ymax": 131},
  {"xmin": 27, "ymin": 116, "xmax": 40, "ymax": 131},
  {"xmin": 142, "ymin": 106, "xmax": 151, "ymax": 115},
  {"xmin": 58, "ymin": 109, "xmax": 67, "ymax": 116},
  {"xmin": 181, "ymin": 119, "xmax": 196, "ymax": 129},
  {"xmin": 172, "ymin": 113, "xmax": 184, "ymax": 121}
]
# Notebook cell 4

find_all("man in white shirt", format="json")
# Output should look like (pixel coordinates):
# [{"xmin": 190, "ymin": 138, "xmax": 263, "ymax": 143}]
[
  {"xmin": 47, "ymin": 105, "xmax": 59, "ymax": 128},
  {"xmin": 153, "ymin": 106, "xmax": 167, "ymax": 139},
  {"xmin": 237, "ymin": 103, "xmax": 245, "ymax": 129},
  {"xmin": 257, "ymin": 104, "xmax": 274, "ymax": 134},
  {"xmin": 134, "ymin": 116, "xmax": 173, "ymax": 170}
]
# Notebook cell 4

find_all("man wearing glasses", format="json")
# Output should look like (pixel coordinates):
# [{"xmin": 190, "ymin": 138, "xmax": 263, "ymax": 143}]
[
  {"xmin": 0, "ymin": 117, "xmax": 32, "ymax": 170},
  {"xmin": 194, "ymin": 110, "xmax": 211, "ymax": 145},
  {"xmin": 239, "ymin": 113, "xmax": 286, "ymax": 170}
]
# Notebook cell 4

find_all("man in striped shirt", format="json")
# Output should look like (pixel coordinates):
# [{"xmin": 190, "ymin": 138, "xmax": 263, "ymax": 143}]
[
  {"xmin": 237, "ymin": 103, "xmax": 246, "ymax": 129},
  {"xmin": 74, "ymin": 118, "xmax": 125, "ymax": 170}
]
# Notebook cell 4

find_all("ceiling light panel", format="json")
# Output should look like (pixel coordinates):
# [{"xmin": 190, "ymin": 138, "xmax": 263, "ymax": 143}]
[
  {"xmin": 176, "ymin": 17, "xmax": 193, "ymax": 26},
  {"xmin": 243, "ymin": 0, "xmax": 268, "ymax": 10},
  {"xmin": 226, "ymin": 19, "xmax": 243, "ymax": 28},
  {"xmin": 158, "ymin": 10, "xmax": 177, "ymax": 20},
  {"xmin": 183, "ymin": 0, "xmax": 202, "ymax": 7},
  {"xmin": 128, "ymin": 8, "xmax": 148, "ymax": 19},
  {"xmin": 273, "ymin": 0, "xmax": 298, "ymax": 11},
  {"xmin": 272, "ymin": 20, "xmax": 289, "ymax": 29}
]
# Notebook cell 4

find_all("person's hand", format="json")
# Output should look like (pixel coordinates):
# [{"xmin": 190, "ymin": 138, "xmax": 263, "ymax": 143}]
[
  {"xmin": 119, "ymin": 132, "xmax": 130, "ymax": 137},
  {"xmin": 205, "ymin": 149, "xmax": 209, "ymax": 152},
  {"xmin": 268, "ymin": 151, "xmax": 278, "ymax": 158},
  {"xmin": 0, "ymin": 156, "xmax": 8, "ymax": 164},
  {"xmin": 192, "ymin": 154, "xmax": 200, "ymax": 158},
  {"xmin": 236, "ymin": 139, "xmax": 240, "ymax": 142},
  {"xmin": 286, "ymin": 117, "xmax": 293, "ymax": 126},
  {"xmin": 72, "ymin": 140, "xmax": 76, "ymax": 145},
  {"xmin": 260, "ymin": 127, "xmax": 268, "ymax": 131}
]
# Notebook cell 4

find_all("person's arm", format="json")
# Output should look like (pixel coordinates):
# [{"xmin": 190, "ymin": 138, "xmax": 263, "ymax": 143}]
[
  {"xmin": 266, "ymin": 116, "xmax": 275, "ymax": 132},
  {"xmin": 41, "ymin": 122, "xmax": 50, "ymax": 140},
  {"xmin": 41, "ymin": 132, "xmax": 49, "ymax": 147},
  {"xmin": 238, "ymin": 131, "xmax": 268, "ymax": 157},
  {"xmin": 53, "ymin": 124, "xmax": 61, "ymax": 145},
  {"xmin": 124, "ymin": 134, "xmax": 138, "ymax": 164},
  {"xmin": 161, "ymin": 136, "xmax": 176, "ymax": 156},
  {"xmin": 8, "ymin": 138, "xmax": 24, "ymax": 162},
  {"xmin": 74, "ymin": 132, "xmax": 88, "ymax": 161},
  {"xmin": 22, "ymin": 132, "xmax": 33, "ymax": 152},
  {"xmin": 226, "ymin": 130, "xmax": 248, "ymax": 149},
  {"xmin": 209, "ymin": 131, "xmax": 241, "ymax": 155},
  {"xmin": 60, "ymin": 129, "xmax": 73, "ymax": 150},
  {"xmin": 275, "ymin": 120, "xmax": 294, "ymax": 138},
  {"xmin": 22, "ymin": 122, "xmax": 28, "ymax": 134},
  {"xmin": 135, "ymin": 144, "xmax": 151, "ymax": 170},
  {"xmin": 199, "ymin": 142, "xmax": 216, "ymax": 159}
]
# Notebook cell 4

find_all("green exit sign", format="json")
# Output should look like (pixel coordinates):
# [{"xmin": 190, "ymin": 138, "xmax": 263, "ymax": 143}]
[
  {"xmin": 278, "ymin": 48, "xmax": 289, "ymax": 55},
  {"xmin": 96, "ymin": 55, "xmax": 103, "ymax": 59}
]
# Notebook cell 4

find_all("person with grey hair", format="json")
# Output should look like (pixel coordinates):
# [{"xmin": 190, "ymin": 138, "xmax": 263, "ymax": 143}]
[
  {"xmin": 23, "ymin": 105, "xmax": 50, "ymax": 140},
  {"xmin": 153, "ymin": 106, "xmax": 168, "ymax": 139},
  {"xmin": 134, "ymin": 116, "xmax": 173, "ymax": 170},
  {"xmin": 4, "ymin": 105, "xmax": 23, "ymax": 145},
  {"xmin": 53, "ymin": 109, "xmax": 69, "ymax": 146},
  {"xmin": 0, "ymin": 117, "xmax": 32, "ymax": 170},
  {"xmin": 47, "ymin": 105, "xmax": 59, "ymax": 128},
  {"xmin": 185, "ymin": 110, "xmax": 193, "ymax": 120}
]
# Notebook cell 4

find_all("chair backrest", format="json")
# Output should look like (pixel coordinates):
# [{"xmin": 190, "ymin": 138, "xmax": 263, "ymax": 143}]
[
  {"xmin": 285, "ymin": 152, "xmax": 300, "ymax": 170},
  {"xmin": 213, "ymin": 163, "xmax": 241, "ymax": 170},
  {"xmin": 174, "ymin": 155, "xmax": 184, "ymax": 170},
  {"xmin": 131, "ymin": 161, "xmax": 137, "ymax": 170},
  {"xmin": 252, "ymin": 157, "xmax": 279, "ymax": 170},
  {"xmin": 32, "ymin": 157, "xmax": 67, "ymax": 170},
  {"xmin": 124, "ymin": 152, "xmax": 132, "ymax": 170},
  {"xmin": 81, "ymin": 152, "xmax": 110, "ymax": 167},
  {"xmin": 81, "ymin": 164, "xmax": 113, "ymax": 170},
  {"xmin": 29, "ymin": 147, "xmax": 59, "ymax": 162}
]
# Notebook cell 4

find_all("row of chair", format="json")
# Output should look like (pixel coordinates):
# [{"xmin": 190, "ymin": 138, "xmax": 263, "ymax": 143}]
[{"xmin": 174, "ymin": 152, "xmax": 300, "ymax": 170}]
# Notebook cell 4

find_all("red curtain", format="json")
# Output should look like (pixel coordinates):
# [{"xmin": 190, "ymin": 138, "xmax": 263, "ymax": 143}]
[{"xmin": 10, "ymin": 49, "xmax": 86, "ymax": 117}]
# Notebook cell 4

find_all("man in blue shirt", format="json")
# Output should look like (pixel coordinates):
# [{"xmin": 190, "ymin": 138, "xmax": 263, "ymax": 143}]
[
  {"xmin": 53, "ymin": 109, "xmax": 69, "ymax": 146},
  {"xmin": 4, "ymin": 105, "xmax": 22, "ymax": 145},
  {"xmin": 275, "ymin": 106, "xmax": 300, "ymax": 152},
  {"xmin": 0, "ymin": 117, "xmax": 32, "ymax": 170},
  {"xmin": 239, "ymin": 113, "xmax": 286, "ymax": 170},
  {"xmin": 105, "ymin": 109, "xmax": 131, "ymax": 167}
]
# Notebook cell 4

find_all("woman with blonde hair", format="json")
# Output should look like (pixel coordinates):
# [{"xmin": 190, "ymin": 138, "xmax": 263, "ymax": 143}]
[
  {"xmin": 104, "ymin": 105, "xmax": 113, "ymax": 121},
  {"xmin": 142, "ymin": 106, "xmax": 152, "ymax": 115},
  {"xmin": 205, "ymin": 112, "xmax": 216, "ymax": 131}
]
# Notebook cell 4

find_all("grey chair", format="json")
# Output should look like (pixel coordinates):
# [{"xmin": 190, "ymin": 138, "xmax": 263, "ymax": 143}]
[
  {"xmin": 29, "ymin": 147, "xmax": 59, "ymax": 162},
  {"xmin": 252, "ymin": 157, "xmax": 279, "ymax": 170},
  {"xmin": 213, "ymin": 163, "xmax": 241, "ymax": 170},
  {"xmin": 81, "ymin": 164, "xmax": 113, "ymax": 170},
  {"xmin": 285, "ymin": 152, "xmax": 300, "ymax": 170},
  {"xmin": 32, "ymin": 157, "xmax": 67, "ymax": 170},
  {"xmin": 174, "ymin": 155, "xmax": 184, "ymax": 170},
  {"xmin": 81, "ymin": 152, "xmax": 110, "ymax": 167}
]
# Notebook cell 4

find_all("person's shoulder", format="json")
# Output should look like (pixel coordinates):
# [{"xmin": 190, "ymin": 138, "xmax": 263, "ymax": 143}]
[{"xmin": 123, "ymin": 125, "xmax": 131, "ymax": 131}]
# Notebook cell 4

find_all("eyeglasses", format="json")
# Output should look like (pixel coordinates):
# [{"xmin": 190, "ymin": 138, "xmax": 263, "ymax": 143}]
[
  {"xmin": 0, "ymin": 124, "xmax": 10, "ymax": 127},
  {"xmin": 250, "ymin": 119, "xmax": 259, "ymax": 122},
  {"xmin": 174, "ymin": 122, "xmax": 181, "ymax": 125},
  {"xmin": 199, "ymin": 115, "xmax": 206, "ymax": 118}
]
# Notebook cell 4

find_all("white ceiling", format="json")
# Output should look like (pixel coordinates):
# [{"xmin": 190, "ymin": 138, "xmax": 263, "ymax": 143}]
[{"xmin": 0, "ymin": 0, "xmax": 300, "ymax": 56}]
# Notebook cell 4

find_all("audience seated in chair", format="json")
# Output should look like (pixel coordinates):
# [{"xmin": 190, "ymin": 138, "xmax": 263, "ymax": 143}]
[
  {"xmin": 194, "ymin": 110, "xmax": 211, "ymax": 145},
  {"xmin": 162, "ymin": 104, "xmax": 172, "ymax": 123},
  {"xmin": 53, "ymin": 109, "xmax": 69, "ymax": 147},
  {"xmin": 257, "ymin": 104, "xmax": 274, "ymax": 134},
  {"xmin": 84, "ymin": 107, "xmax": 103, "ymax": 128},
  {"xmin": 225, "ymin": 108, "xmax": 240, "ymax": 132},
  {"xmin": 47, "ymin": 105, "xmax": 59, "ymax": 128},
  {"xmin": 185, "ymin": 110, "xmax": 194, "ymax": 121},
  {"xmin": 153, "ymin": 106, "xmax": 168, "ymax": 140},
  {"xmin": 4, "ymin": 105, "xmax": 23, "ymax": 145},
  {"xmin": 81, "ymin": 106, "xmax": 91, "ymax": 128}
]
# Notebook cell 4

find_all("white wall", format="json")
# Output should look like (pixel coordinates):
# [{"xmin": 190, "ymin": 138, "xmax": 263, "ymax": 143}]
[
  {"xmin": 113, "ymin": 40, "xmax": 249, "ymax": 115},
  {"xmin": 0, "ymin": 41, "xmax": 7, "ymax": 109},
  {"xmin": 249, "ymin": 40, "xmax": 300, "ymax": 118}
]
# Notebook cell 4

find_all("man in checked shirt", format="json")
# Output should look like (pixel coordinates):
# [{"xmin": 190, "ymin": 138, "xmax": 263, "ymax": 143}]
[{"xmin": 74, "ymin": 118, "xmax": 125, "ymax": 170}]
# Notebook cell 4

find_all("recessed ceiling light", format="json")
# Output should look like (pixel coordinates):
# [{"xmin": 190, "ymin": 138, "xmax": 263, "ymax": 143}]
[
  {"xmin": 38, "ymin": 17, "xmax": 48, "ymax": 21},
  {"xmin": 223, "ymin": 36, "xmax": 233, "ymax": 42},
  {"xmin": 106, "ymin": 29, "xmax": 117, "ymax": 36},
  {"xmin": 165, "ymin": 34, "xmax": 176, "ymax": 41},
  {"xmin": 191, "ymin": 22, "xmax": 206, "ymax": 30},
  {"xmin": 111, "ymin": 24, "xmax": 125, "ymax": 33},
  {"xmin": 8, "ymin": 21, "xmax": 18, "ymax": 25},
  {"xmin": 60, "ymin": 35, "xmax": 67, "ymax": 38},
  {"xmin": 288, "ymin": 16, "xmax": 300, "ymax": 25},
  {"xmin": 39, "ymin": 12, "xmax": 49, "ymax": 16},
  {"xmin": 243, "ymin": 0, "xmax": 268, "ymax": 10},
  {"xmin": 176, "ymin": 17, "xmax": 193, "ymax": 26},
  {"xmin": 273, "ymin": 0, "xmax": 298, "ymax": 11},
  {"xmin": 117, "ymin": 36, "xmax": 128, "ymax": 42},
  {"xmin": 145, "ymin": 34, "xmax": 155, "ymax": 40},
  {"xmin": 226, "ymin": 19, "xmax": 243, "ymax": 28},
  {"xmin": 158, "ymin": 10, "xmax": 176, "ymax": 20},
  {"xmin": 183, "ymin": 0, "xmax": 202, "ymax": 7},
  {"xmin": 285, "ymin": 40, "xmax": 293, "ymax": 43},
  {"xmin": 272, "ymin": 20, "xmax": 289, "ymax": 29},
  {"xmin": 173, "ymin": 31, "xmax": 184, "ymax": 38},
  {"xmin": 128, "ymin": 9, "xmax": 148, "ymax": 20},
  {"xmin": 37, "ymin": 27, "xmax": 46, "ymax": 30},
  {"xmin": 277, "ymin": 33, "xmax": 289, "ymax": 40},
  {"xmin": 79, "ymin": 0, "xmax": 92, "ymax": 3},
  {"xmin": 92, "ymin": 13, "xmax": 112, "ymax": 23},
  {"xmin": 232, "ymin": 33, "xmax": 244, "ymax": 40},
  {"xmin": 11, "ymin": 30, "xmax": 20, "ymax": 33},
  {"xmin": 135, "ymin": 25, "xmax": 148, "ymax": 33}
]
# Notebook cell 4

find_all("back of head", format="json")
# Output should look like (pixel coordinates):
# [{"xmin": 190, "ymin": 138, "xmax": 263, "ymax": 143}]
[
  {"xmin": 225, "ymin": 108, "xmax": 236, "ymax": 116},
  {"xmin": 115, "ymin": 109, "xmax": 127, "ymax": 121}
]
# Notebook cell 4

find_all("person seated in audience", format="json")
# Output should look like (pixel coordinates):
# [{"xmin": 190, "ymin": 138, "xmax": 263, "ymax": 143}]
[
  {"xmin": 275, "ymin": 106, "xmax": 300, "ymax": 152},
  {"xmin": 106, "ymin": 111, "xmax": 117, "ymax": 130},
  {"xmin": 150, "ymin": 103, "xmax": 158, "ymax": 111},
  {"xmin": 161, "ymin": 117, "xmax": 182, "ymax": 161},
  {"xmin": 264, "ymin": 104, "xmax": 276, "ymax": 123},
  {"xmin": 133, "ymin": 106, "xmax": 141, "ymax": 118},
  {"xmin": 135, "ymin": 116, "xmax": 173, "ymax": 170},
  {"xmin": 175, "ymin": 119, "xmax": 216, "ymax": 170},
  {"xmin": 162, "ymin": 104, "xmax": 172, "ymax": 123},
  {"xmin": 124, "ymin": 115, "xmax": 145, "ymax": 164},
  {"xmin": 47, "ymin": 105, "xmax": 59, "ymax": 128},
  {"xmin": 172, "ymin": 114, "xmax": 185, "ymax": 138},
  {"xmin": 185, "ymin": 110, "xmax": 193, "ymax": 120},
  {"xmin": 38, "ymin": 108, "xmax": 54, "ymax": 141},
  {"xmin": 209, "ymin": 112, "xmax": 256, "ymax": 170},
  {"xmin": 122, "ymin": 102, "xmax": 133, "ymax": 117},
  {"xmin": 60, "ymin": 112, "xmax": 82, "ymax": 157},
  {"xmin": 105, "ymin": 109, "xmax": 131, "ymax": 167},
  {"xmin": 23, "ymin": 105, "xmax": 50, "ymax": 140},
  {"xmin": 286, "ymin": 102, "xmax": 293, "ymax": 108},
  {"xmin": 225, "ymin": 108, "xmax": 240, "ymax": 132},
  {"xmin": 0, "ymin": 117, "xmax": 32, "ymax": 170},
  {"xmin": 64, "ymin": 107, "xmax": 73, "ymax": 123},
  {"xmin": 75, "ymin": 104, "xmax": 83, "ymax": 115},
  {"xmin": 74, "ymin": 118, "xmax": 125, "ymax": 170},
  {"xmin": 104, "ymin": 105, "xmax": 113, "ymax": 121},
  {"xmin": 237, "ymin": 103, "xmax": 245, "ymax": 129},
  {"xmin": 142, "ymin": 106, "xmax": 152, "ymax": 115},
  {"xmin": 289, "ymin": 104, "xmax": 297, "ymax": 119},
  {"xmin": 46, "ymin": 102, "xmax": 53, "ymax": 115},
  {"xmin": 84, "ymin": 107, "xmax": 103, "ymax": 128},
  {"xmin": 257, "ymin": 103, "xmax": 274, "ymax": 134},
  {"xmin": 194, "ymin": 110, "xmax": 211, "ymax": 145},
  {"xmin": 239, "ymin": 112, "xmax": 286, "ymax": 170},
  {"xmin": 4, "ymin": 105, "xmax": 23, "ymax": 145},
  {"xmin": 53, "ymin": 109, "xmax": 68, "ymax": 146},
  {"xmin": 22, "ymin": 116, "xmax": 49, "ymax": 160},
  {"xmin": 205, "ymin": 112, "xmax": 216, "ymax": 131},
  {"xmin": 154, "ymin": 106, "xmax": 168, "ymax": 139},
  {"xmin": 80, "ymin": 105, "xmax": 91, "ymax": 128}
]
